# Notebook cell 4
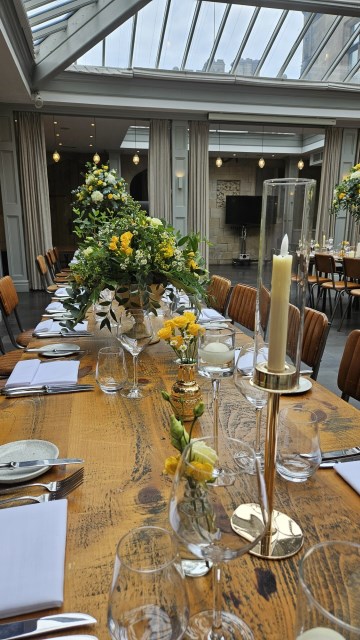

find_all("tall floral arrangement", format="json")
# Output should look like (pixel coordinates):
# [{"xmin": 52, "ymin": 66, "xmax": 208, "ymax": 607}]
[
  {"xmin": 63, "ymin": 163, "xmax": 209, "ymax": 329},
  {"xmin": 332, "ymin": 163, "xmax": 360, "ymax": 223}
]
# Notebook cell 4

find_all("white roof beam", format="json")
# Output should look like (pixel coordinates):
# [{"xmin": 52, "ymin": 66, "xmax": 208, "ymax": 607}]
[
  {"xmin": 212, "ymin": 0, "xmax": 360, "ymax": 18},
  {"xmin": 33, "ymin": 0, "xmax": 151, "ymax": 88},
  {"xmin": 29, "ymin": 1, "xmax": 95, "ymax": 28}
]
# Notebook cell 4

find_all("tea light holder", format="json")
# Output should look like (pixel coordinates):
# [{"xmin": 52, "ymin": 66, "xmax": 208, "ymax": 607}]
[{"xmin": 249, "ymin": 178, "xmax": 316, "ymax": 560}]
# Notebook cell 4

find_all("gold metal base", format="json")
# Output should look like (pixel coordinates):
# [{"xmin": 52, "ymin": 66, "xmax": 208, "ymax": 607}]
[{"xmin": 230, "ymin": 503, "xmax": 303, "ymax": 560}]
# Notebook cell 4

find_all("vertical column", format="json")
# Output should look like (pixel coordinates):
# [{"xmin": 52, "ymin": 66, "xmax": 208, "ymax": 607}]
[
  {"xmin": 334, "ymin": 128, "xmax": 357, "ymax": 246},
  {"xmin": 172, "ymin": 121, "xmax": 188, "ymax": 235},
  {"xmin": 0, "ymin": 107, "xmax": 29, "ymax": 290}
]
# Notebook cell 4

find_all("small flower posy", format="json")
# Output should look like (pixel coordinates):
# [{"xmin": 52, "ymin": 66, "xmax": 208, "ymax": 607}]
[
  {"xmin": 332, "ymin": 163, "xmax": 360, "ymax": 223},
  {"xmin": 157, "ymin": 312, "xmax": 205, "ymax": 364}
]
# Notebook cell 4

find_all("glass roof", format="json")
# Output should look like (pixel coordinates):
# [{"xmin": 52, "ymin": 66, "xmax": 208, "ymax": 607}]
[{"xmin": 23, "ymin": 0, "xmax": 360, "ymax": 85}]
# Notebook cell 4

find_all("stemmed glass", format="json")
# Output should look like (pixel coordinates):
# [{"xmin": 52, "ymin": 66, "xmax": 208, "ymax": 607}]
[
  {"xmin": 198, "ymin": 327, "xmax": 235, "ymax": 442},
  {"xmin": 169, "ymin": 435, "xmax": 269, "ymax": 640},
  {"xmin": 116, "ymin": 309, "xmax": 153, "ymax": 399},
  {"xmin": 234, "ymin": 343, "xmax": 268, "ymax": 471}
]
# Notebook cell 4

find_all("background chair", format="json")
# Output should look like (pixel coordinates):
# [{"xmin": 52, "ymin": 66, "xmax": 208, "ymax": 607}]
[
  {"xmin": 0, "ymin": 336, "xmax": 23, "ymax": 377},
  {"xmin": 315, "ymin": 253, "xmax": 357, "ymax": 322},
  {"xmin": 227, "ymin": 284, "xmax": 257, "ymax": 333},
  {"xmin": 0, "ymin": 276, "xmax": 35, "ymax": 348},
  {"xmin": 337, "ymin": 329, "xmax": 360, "ymax": 402},
  {"xmin": 207, "ymin": 275, "xmax": 232, "ymax": 315},
  {"xmin": 45, "ymin": 250, "xmax": 70, "ymax": 282},
  {"xmin": 302, "ymin": 307, "xmax": 330, "ymax": 380},
  {"xmin": 338, "ymin": 257, "xmax": 360, "ymax": 331},
  {"xmin": 35, "ymin": 255, "xmax": 60, "ymax": 293}
]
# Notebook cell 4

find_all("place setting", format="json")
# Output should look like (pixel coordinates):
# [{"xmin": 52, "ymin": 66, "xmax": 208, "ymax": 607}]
[
  {"xmin": 32, "ymin": 318, "xmax": 93, "ymax": 338},
  {"xmin": 1, "ymin": 359, "xmax": 94, "ymax": 397}
]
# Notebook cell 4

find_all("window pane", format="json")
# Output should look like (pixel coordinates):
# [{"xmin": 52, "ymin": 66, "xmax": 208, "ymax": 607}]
[
  {"xmin": 105, "ymin": 22, "xmax": 132, "ymax": 68},
  {"xmin": 133, "ymin": 0, "xmax": 167, "ymax": 68},
  {"xmin": 185, "ymin": 2, "xmax": 227, "ymax": 72},
  {"xmin": 259, "ymin": 12, "xmax": 304, "ymax": 78},
  {"xmin": 216, "ymin": 5, "xmax": 255, "ymax": 73},
  {"xmin": 158, "ymin": 0, "xmax": 197, "ymax": 70},
  {"xmin": 235, "ymin": 7, "xmax": 282, "ymax": 76},
  {"xmin": 77, "ymin": 41, "xmax": 102, "ymax": 66}
]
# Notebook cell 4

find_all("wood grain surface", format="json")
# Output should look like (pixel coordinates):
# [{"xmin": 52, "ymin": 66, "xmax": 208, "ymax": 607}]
[{"xmin": 0, "ymin": 318, "xmax": 358, "ymax": 640}]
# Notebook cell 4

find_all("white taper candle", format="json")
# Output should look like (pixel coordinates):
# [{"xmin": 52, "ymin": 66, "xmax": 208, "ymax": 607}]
[{"xmin": 267, "ymin": 234, "xmax": 293, "ymax": 373}]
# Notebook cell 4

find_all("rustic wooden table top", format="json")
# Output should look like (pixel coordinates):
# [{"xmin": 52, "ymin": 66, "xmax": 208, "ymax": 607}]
[{"xmin": 0, "ymin": 319, "xmax": 359, "ymax": 640}]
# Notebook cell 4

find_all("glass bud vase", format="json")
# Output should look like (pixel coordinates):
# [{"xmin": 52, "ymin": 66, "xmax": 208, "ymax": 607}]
[{"xmin": 170, "ymin": 363, "xmax": 203, "ymax": 423}]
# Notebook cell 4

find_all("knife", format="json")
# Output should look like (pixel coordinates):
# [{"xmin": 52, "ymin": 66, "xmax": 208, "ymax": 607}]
[
  {"xmin": 0, "ymin": 613, "xmax": 96, "ymax": 639},
  {"xmin": 3, "ymin": 385, "xmax": 94, "ymax": 397},
  {"xmin": 320, "ymin": 453, "xmax": 360, "ymax": 468},
  {"xmin": 321, "ymin": 446, "xmax": 360, "ymax": 461},
  {"xmin": 42, "ymin": 637, "xmax": 98, "ymax": 640},
  {"xmin": 0, "ymin": 458, "xmax": 84, "ymax": 469}
]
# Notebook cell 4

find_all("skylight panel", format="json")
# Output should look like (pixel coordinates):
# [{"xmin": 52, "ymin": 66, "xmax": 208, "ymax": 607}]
[
  {"xmin": 185, "ymin": 2, "xmax": 227, "ymax": 73},
  {"xmin": 133, "ymin": 0, "xmax": 167, "ymax": 68},
  {"xmin": 104, "ymin": 22, "xmax": 132, "ymax": 69},
  {"xmin": 77, "ymin": 41, "xmax": 103, "ymax": 66},
  {"xmin": 235, "ymin": 7, "xmax": 282, "ymax": 75},
  {"xmin": 259, "ymin": 12, "xmax": 304, "ymax": 78},
  {"xmin": 215, "ymin": 5, "xmax": 255, "ymax": 73},
  {"xmin": 158, "ymin": 0, "xmax": 197, "ymax": 70}
]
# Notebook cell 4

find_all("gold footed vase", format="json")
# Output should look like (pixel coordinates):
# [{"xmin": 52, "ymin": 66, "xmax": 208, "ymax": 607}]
[{"xmin": 170, "ymin": 363, "xmax": 203, "ymax": 423}]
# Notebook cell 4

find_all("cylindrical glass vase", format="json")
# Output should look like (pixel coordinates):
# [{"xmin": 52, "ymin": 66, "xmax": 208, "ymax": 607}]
[{"xmin": 253, "ymin": 178, "xmax": 316, "ymax": 393}]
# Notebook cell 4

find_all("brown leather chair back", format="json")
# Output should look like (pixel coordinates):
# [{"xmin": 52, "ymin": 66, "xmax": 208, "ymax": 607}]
[
  {"xmin": 337, "ymin": 329, "xmax": 360, "ymax": 402},
  {"xmin": 207, "ymin": 275, "xmax": 232, "ymax": 315},
  {"xmin": 302, "ymin": 307, "xmax": 330, "ymax": 380},
  {"xmin": 227, "ymin": 284, "xmax": 256, "ymax": 332},
  {"xmin": 36, "ymin": 254, "xmax": 48, "ymax": 277},
  {"xmin": 0, "ymin": 276, "xmax": 19, "ymax": 316}
]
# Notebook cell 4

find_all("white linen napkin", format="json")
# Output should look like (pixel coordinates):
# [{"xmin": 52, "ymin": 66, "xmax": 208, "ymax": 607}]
[
  {"xmin": 54, "ymin": 287, "xmax": 70, "ymax": 298},
  {"xmin": 335, "ymin": 461, "xmax": 360, "ymax": 495},
  {"xmin": 5, "ymin": 360, "xmax": 80, "ymax": 389},
  {"xmin": 45, "ymin": 301, "xmax": 65, "ymax": 312},
  {"xmin": 0, "ymin": 499, "xmax": 67, "ymax": 618},
  {"xmin": 198, "ymin": 309, "xmax": 226, "ymax": 323},
  {"xmin": 34, "ymin": 319, "xmax": 88, "ymax": 333}
]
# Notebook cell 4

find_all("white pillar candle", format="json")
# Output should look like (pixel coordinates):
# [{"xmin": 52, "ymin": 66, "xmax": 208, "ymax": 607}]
[
  {"xmin": 199, "ymin": 342, "xmax": 234, "ymax": 365},
  {"xmin": 267, "ymin": 234, "xmax": 293, "ymax": 373},
  {"xmin": 322, "ymin": 234, "xmax": 326, "ymax": 247},
  {"xmin": 356, "ymin": 242, "xmax": 360, "ymax": 257},
  {"xmin": 297, "ymin": 628, "xmax": 345, "ymax": 639}
]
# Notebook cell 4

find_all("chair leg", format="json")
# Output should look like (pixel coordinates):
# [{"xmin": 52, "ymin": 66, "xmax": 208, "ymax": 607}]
[{"xmin": 338, "ymin": 296, "xmax": 351, "ymax": 332}]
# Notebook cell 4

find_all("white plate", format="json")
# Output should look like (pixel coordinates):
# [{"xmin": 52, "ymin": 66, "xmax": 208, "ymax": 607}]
[
  {"xmin": 0, "ymin": 440, "xmax": 59, "ymax": 484},
  {"xmin": 281, "ymin": 376, "xmax": 312, "ymax": 395},
  {"xmin": 36, "ymin": 342, "xmax": 81, "ymax": 357}
]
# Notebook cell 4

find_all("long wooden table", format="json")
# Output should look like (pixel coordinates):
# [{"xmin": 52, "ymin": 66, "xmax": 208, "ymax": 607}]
[{"xmin": 0, "ymin": 320, "xmax": 359, "ymax": 640}]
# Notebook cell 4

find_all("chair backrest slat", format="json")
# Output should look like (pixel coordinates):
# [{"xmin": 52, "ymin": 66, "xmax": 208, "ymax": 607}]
[{"xmin": 337, "ymin": 329, "xmax": 360, "ymax": 402}]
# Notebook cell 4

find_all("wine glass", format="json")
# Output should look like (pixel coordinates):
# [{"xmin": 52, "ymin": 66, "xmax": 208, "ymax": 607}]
[
  {"xmin": 116, "ymin": 309, "xmax": 153, "ymax": 399},
  {"xmin": 169, "ymin": 435, "xmax": 269, "ymax": 640},
  {"xmin": 198, "ymin": 327, "xmax": 235, "ymax": 442},
  {"xmin": 234, "ymin": 343, "xmax": 268, "ymax": 472}
]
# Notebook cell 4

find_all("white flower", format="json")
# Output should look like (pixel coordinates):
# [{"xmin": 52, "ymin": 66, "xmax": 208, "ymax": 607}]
[
  {"xmin": 91, "ymin": 190, "xmax": 104, "ymax": 203},
  {"xmin": 149, "ymin": 217, "xmax": 163, "ymax": 227},
  {"xmin": 106, "ymin": 174, "xmax": 116, "ymax": 185},
  {"xmin": 350, "ymin": 170, "xmax": 360, "ymax": 179},
  {"xmin": 191, "ymin": 441, "xmax": 218, "ymax": 466},
  {"xmin": 83, "ymin": 247, "xmax": 93, "ymax": 257},
  {"xmin": 85, "ymin": 174, "xmax": 94, "ymax": 185}
]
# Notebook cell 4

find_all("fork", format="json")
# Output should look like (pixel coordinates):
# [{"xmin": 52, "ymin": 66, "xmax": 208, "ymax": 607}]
[
  {"xmin": 0, "ymin": 467, "xmax": 84, "ymax": 495},
  {"xmin": 0, "ymin": 469, "xmax": 84, "ymax": 506}
]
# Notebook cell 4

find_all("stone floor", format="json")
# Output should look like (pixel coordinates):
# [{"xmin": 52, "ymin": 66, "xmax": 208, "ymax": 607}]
[{"xmin": 1, "ymin": 269, "xmax": 359, "ymax": 409}]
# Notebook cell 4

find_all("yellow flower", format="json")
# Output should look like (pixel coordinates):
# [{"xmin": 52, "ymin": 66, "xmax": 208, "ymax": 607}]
[
  {"xmin": 187, "ymin": 461, "xmax": 214, "ymax": 482},
  {"xmin": 120, "ymin": 231, "xmax": 133, "ymax": 246},
  {"xmin": 183, "ymin": 311, "xmax": 196, "ymax": 323},
  {"xmin": 158, "ymin": 326, "xmax": 173, "ymax": 341},
  {"xmin": 111, "ymin": 236, "xmax": 119, "ymax": 243},
  {"xmin": 162, "ymin": 244, "xmax": 174, "ymax": 258},
  {"xmin": 102, "ymin": 165, "xmax": 109, "ymax": 170},
  {"xmin": 88, "ymin": 186, "xmax": 93, "ymax": 192},
  {"xmin": 173, "ymin": 315, "xmax": 190, "ymax": 329},
  {"xmin": 163, "ymin": 319, "xmax": 176, "ymax": 330},
  {"xmin": 123, "ymin": 247, "xmax": 133, "ymax": 256},
  {"xmin": 338, "ymin": 193, "xmax": 346, "ymax": 200},
  {"xmin": 109, "ymin": 242, "xmax": 118, "ymax": 251},
  {"xmin": 163, "ymin": 455, "xmax": 180, "ymax": 475},
  {"xmin": 189, "ymin": 259, "xmax": 199, "ymax": 270},
  {"xmin": 188, "ymin": 323, "xmax": 204, "ymax": 337},
  {"xmin": 97, "ymin": 180, "xmax": 103, "ymax": 186},
  {"xmin": 108, "ymin": 193, "xmax": 113, "ymax": 199},
  {"xmin": 170, "ymin": 335, "xmax": 184, "ymax": 349}
]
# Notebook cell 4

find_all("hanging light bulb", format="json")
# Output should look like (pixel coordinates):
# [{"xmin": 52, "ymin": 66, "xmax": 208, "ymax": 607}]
[
  {"xmin": 215, "ymin": 124, "xmax": 222, "ymax": 168},
  {"xmin": 92, "ymin": 118, "xmax": 100, "ymax": 164},
  {"xmin": 52, "ymin": 117, "xmax": 60, "ymax": 163},
  {"xmin": 258, "ymin": 126, "xmax": 265, "ymax": 168},
  {"xmin": 133, "ymin": 121, "xmax": 140, "ymax": 165},
  {"xmin": 93, "ymin": 152, "xmax": 100, "ymax": 165},
  {"xmin": 298, "ymin": 158, "xmax": 304, "ymax": 171}
]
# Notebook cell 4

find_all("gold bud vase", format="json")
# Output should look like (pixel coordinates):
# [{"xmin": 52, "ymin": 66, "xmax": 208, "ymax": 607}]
[{"xmin": 170, "ymin": 363, "xmax": 203, "ymax": 423}]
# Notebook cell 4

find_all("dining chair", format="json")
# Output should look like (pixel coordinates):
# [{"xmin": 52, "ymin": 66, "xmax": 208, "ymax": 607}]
[
  {"xmin": 53, "ymin": 246, "xmax": 71, "ymax": 273},
  {"xmin": 0, "ymin": 336, "xmax": 24, "ymax": 377},
  {"xmin": 0, "ymin": 276, "xmax": 35, "ymax": 349},
  {"xmin": 302, "ymin": 307, "xmax": 330, "ymax": 380},
  {"xmin": 45, "ymin": 250, "xmax": 70, "ymax": 282},
  {"xmin": 35, "ymin": 255, "xmax": 59, "ymax": 293},
  {"xmin": 207, "ymin": 275, "xmax": 232, "ymax": 315},
  {"xmin": 315, "ymin": 253, "xmax": 357, "ymax": 323},
  {"xmin": 337, "ymin": 329, "xmax": 360, "ymax": 402},
  {"xmin": 337, "ymin": 257, "xmax": 360, "ymax": 332},
  {"xmin": 227, "ymin": 283, "xmax": 257, "ymax": 333}
]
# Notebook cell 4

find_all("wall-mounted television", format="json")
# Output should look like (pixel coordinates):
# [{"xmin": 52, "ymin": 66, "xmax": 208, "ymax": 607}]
[{"xmin": 225, "ymin": 196, "xmax": 262, "ymax": 226}]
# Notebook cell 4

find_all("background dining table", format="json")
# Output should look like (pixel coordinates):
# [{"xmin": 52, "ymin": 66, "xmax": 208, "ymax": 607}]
[{"xmin": 0, "ymin": 316, "xmax": 359, "ymax": 640}]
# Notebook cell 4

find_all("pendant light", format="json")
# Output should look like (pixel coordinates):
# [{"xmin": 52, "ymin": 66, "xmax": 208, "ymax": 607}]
[
  {"xmin": 215, "ymin": 124, "xmax": 222, "ymax": 168},
  {"xmin": 52, "ymin": 117, "xmax": 60, "ymax": 163},
  {"xmin": 92, "ymin": 118, "xmax": 100, "ymax": 164},
  {"xmin": 297, "ymin": 158, "xmax": 304, "ymax": 171},
  {"xmin": 133, "ymin": 122, "xmax": 140, "ymax": 165},
  {"xmin": 258, "ymin": 126, "xmax": 265, "ymax": 169}
]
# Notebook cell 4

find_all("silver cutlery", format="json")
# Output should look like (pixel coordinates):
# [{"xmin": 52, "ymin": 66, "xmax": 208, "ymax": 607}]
[
  {"xmin": 0, "ymin": 612, "xmax": 96, "ymax": 639},
  {"xmin": 321, "ymin": 446, "xmax": 360, "ymax": 461},
  {"xmin": 0, "ymin": 473, "xmax": 84, "ymax": 505},
  {"xmin": 320, "ymin": 453, "xmax": 360, "ymax": 468},
  {"xmin": 0, "ymin": 467, "xmax": 84, "ymax": 495},
  {"xmin": 42, "ymin": 637, "xmax": 98, "ymax": 640},
  {"xmin": 3, "ymin": 384, "xmax": 94, "ymax": 397},
  {"xmin": 0, "ymin": 458, "xmax": 83, "ymax": 469},
  {"xmin": 33, "ymin": 332, "xmax": 93, "ymax": 338}
]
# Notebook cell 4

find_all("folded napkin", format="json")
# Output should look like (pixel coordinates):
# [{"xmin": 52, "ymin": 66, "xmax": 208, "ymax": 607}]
[
  {"xmin": 5, "ymin": 359, "xmax": 80, "ymax": 389},
  {"xmin": 54, "ymin": 287, "xmax": 70, "ymax": 298},
  {"xmin": 34, "ymin": 319, "xmax": 88, "ymax": 333},
  {"xmin": 45, "ymin": 301, "xmax": 65, "ymax": 312},
  {"xmin": 198, "ymin": 309, "xmax": 226, "ymax": 323},
  {"xmin": 335, "ymin": 460, "xmax": 360, "ymax": 495},
  {"xmin": 0, "ymin": 499, "xmax": 67, "ymax": 618}
]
